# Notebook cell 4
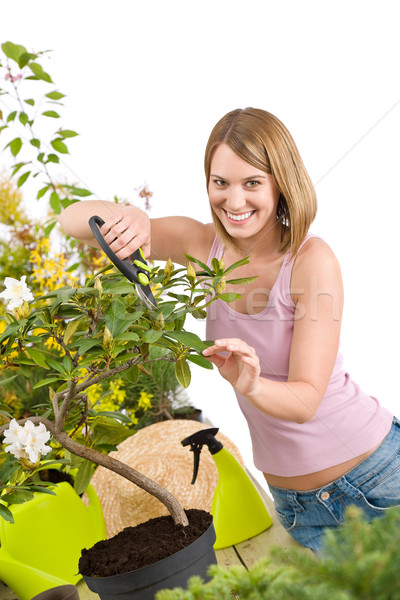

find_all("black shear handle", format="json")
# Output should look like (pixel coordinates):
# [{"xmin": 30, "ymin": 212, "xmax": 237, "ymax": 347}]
[{"xmin": 88, "ymin": 215, "xmax": 143, "ymax": 284}]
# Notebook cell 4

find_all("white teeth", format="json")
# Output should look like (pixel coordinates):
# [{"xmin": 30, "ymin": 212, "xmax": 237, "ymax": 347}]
[{"xmin": 226, "ymin": 210, "xmax": 253, "ymax": 221}]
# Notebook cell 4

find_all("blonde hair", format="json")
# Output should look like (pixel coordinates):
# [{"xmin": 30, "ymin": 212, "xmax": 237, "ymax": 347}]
[{"xmin": 204, "ymin": 108, "xmax": 317, "ymax": 258}]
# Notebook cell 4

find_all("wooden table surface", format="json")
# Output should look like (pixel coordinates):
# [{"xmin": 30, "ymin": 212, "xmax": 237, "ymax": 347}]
[{"xmin": 0, "ymin": 474, "xmax": 304, "ymax": 600}]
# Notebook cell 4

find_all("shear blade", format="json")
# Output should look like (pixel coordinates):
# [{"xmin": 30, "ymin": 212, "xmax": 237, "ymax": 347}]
[{"xmin": 135, "ymin": 283, "xmax": 157, "ymax": 310}]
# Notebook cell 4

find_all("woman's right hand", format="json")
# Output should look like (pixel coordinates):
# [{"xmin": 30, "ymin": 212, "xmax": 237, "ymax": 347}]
[{"xmin": 100, "ymin": 207, "xmax": 151, "ymax": 259}]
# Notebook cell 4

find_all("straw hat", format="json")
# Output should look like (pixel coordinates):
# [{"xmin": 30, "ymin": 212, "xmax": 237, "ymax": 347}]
[{"xmin": 91, "ymin": 419, "xmax": 244, "ymax": 538}]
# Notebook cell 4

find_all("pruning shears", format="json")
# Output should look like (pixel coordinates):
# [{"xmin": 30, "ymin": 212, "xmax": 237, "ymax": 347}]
[{"xmin": 88, "ymin": 215, "xmax": 158, "ymax": 310}]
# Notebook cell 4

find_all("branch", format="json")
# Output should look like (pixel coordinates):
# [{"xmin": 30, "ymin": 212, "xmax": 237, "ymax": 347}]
[{"xmin": 0, "ymin": 416, "xmax": 189, "ymax": 527}]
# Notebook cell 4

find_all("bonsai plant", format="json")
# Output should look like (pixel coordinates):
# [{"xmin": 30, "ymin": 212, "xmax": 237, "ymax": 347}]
[
  {"xmin": 0, "ymin": 251, "xmax": 250, "ymax": 599},
  {"xmin": 0, "ymin": 40, "xmax": 257, "ymax": 599}
]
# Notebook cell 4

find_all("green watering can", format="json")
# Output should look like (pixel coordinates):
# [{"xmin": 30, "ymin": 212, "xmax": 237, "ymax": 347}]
[
  {"xmin": 182, "ymin": 427, "xmax": 273, "ymax": 549},
  {"xmin": 0, "ymin": 480, "xmax": 106, "ymax": 600}
]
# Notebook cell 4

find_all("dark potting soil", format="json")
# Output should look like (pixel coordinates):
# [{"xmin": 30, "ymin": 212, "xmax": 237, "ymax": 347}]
[
  {"xmin": 39, "ymin": 468, "xmax": 75, "ymax": 486},
  {"xmin": 79, "ymin": 508, "xmax": 212, "ymax": 577}
]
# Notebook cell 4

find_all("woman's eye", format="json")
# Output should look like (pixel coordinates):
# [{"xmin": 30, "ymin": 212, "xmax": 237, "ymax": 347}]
[
  {"xmin": 214, "ymin": 179, "xmax": 227, "ymax": 187},
  {"xmin": 246, "ymin": 181, "xmax": 259, "ymax": 187}
]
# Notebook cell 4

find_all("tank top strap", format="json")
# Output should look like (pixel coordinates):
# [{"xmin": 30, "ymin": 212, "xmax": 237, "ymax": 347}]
[
  {"xmin": 207, "ymin": 236, "xmax": 225, "ymax": 267},
  {"xmin": 278, "ymin": 233, "xmax": 321, "ymax": 304}
]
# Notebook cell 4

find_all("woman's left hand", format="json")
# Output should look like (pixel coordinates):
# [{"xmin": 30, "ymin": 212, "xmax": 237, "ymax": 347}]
[{"xmin": 202, "ymin": 338, "xmax": 261, "ymax": 398}]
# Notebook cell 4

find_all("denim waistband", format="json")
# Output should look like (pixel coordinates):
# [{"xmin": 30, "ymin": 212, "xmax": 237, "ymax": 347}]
[{"xmin": 269, "ymin": 416, "xmax": 400, "ymax": 502}]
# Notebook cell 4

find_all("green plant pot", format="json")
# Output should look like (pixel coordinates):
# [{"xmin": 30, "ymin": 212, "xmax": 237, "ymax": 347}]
[{"xmin": 0, "ymin": 479, "xmax": 106, "ymax": 600}]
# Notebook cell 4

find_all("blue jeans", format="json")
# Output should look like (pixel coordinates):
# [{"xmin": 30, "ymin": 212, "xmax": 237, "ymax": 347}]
[{"xmin": 268, "ymin": 416, "xmax": 400, "ymax": 554}]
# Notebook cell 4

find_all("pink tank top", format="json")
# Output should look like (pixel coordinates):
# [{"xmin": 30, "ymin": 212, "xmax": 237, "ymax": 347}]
[{"xmin": 206, "ymin": 233, "xmax": 393, "ymax": 476}]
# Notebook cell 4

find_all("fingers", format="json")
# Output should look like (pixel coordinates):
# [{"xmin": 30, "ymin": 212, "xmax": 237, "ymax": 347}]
[
  {"xmin": 100, "ymin": 212, "xmax": 151, "ymax": 260},
  {"xmin": 203, "ymin": 338, "xmax": 256, "ymax": 359}
]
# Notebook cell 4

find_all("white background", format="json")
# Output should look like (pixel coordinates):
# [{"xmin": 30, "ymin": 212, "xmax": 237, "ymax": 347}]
[{"xmin": 1, "ymin": 0, "xmax": 400, "ymax": 492}]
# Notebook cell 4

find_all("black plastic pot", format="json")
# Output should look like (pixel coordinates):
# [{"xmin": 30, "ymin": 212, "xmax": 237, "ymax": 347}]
[{"xmin": 83, "ymin": 519, "xmax": 217, "ymax": 600}]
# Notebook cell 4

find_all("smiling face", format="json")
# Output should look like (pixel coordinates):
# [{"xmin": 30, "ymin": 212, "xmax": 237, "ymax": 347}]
[{"xmin": 208, "ymin": 143, "xmax": 281, "ymax": 246}]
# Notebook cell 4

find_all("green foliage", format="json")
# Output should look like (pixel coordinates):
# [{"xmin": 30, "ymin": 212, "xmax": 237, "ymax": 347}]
[
  {"xmin": 0, "ymin": 41, "xmax": 90, "ymax": 224},
  {"xmin": 157, "ymin": 507, "xmax": 400, "ymax": 599},
  {"xmin": 0, "ymin": 41, "xmax": 251, "ymax": 521}
]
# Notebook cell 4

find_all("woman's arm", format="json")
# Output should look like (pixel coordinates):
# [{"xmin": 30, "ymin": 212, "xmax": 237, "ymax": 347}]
[
  {"xmin": 58, "ymin": 200, "xmax": 214, "ymax": 265},
  {"xmin": 203, "ymin": 238, "xmax": 344, "ymax": 423}
]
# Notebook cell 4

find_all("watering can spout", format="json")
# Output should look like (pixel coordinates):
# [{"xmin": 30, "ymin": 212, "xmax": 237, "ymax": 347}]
[{"xmin": 181, "ymin": 426, "xmax": 273, "ymax": 549}]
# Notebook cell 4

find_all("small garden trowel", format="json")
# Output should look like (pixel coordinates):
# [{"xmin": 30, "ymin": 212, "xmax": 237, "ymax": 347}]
[{"xmin": 89, "ymin": 215, "xmax": 157, "ymax": 310}]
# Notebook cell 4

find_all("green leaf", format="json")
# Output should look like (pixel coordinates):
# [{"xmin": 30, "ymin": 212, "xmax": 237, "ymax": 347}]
[
  {"xmin": 30, "ymin": 138, "xmax": 41, "ymax": 149},
  {"xmin": 124, "ymin": 365, "xmax": 139, "ymax": 383},
  {"xmin": 226, "ymin": 276, "xmax": 258, "ymax": 285},
  {"xmin": 211, "ymin": 257, "xmax": 220, "ymax": 273},
  {"xmin": 49, "ymin": 191, "xmax": 61, "ymax": 213},
  {"xmin": 46, "ymin": 154, "xmax": 59, "ymax": 163},
  {"xmin": 6, "ymin": 111, "xmax": 17, "ymax": 123},
  {"xmin": 186, "ymin": 354, "xmax": 214, "ymax": 370},
  {"xmin": 65, "ymin": 186, "xmax": 91, "ymax": 197},
  {"xmin": 28, "ymin": 486, "xmax": 56, "ymax": 496},
  {"xmin": 58, "ymin": 129, "xmax": 78, "ymax": 138},
  {"xmin": 29, "ymin": 62, "xmax": 53, "ymax": 83},
  {"xmin": 9, "ymin": 137, "xmax": 22, "ymax": 157},
  {"xmin": 18, "ymin": 111, "xmax": 29, "ymax": 126},
  {"xmin": 95, "ymin": 410, "xmax": 132, "ymax": 424},
  {"xmin": 165, "ymin": 331, "xmax": 209, "ymax": 353},
  {"xmin": 175, "ymin": 358, "xmax": 191, "ymax": 388},
  {"xmin": 0, "ymin": 374, "xmax": 18, "ymax": 386},
  {"xmin": 43, "ymin": 221, "xmax": 57, "ymax": 236},
  {"xmin": 45, "ymin": 356, "xmax": 66, "ymax": 373},
  {"xmin": 142, "ymin": 329, "xmax": 163, "ymax": 343},
  {"xmin": 25, "ymin": 98, "xmax": 35, "ymax": 106},
  {"xmin": 1, "ymin": 42, "xmax": 27, "ymax": 63},
  {"xmin": 219, "ymin": 293, "xmax": 241, "ymax": 302},
  {"xmin": 11, "ymin": 161, "xmax": 26, "ymax": 176},
  {"xmin": 51, "ymin": 138, "xmax": 68, "ymax": 154},
  {"xmin": 74, "ymin": 338, "xmax": 102, "ymax": 353},
  {"xmin": 18, "ymin": 52, "xmax": 35, "ymax": 69},
  {"xmin": 17, "ymin": 171, "xmax": 30, "ymax": 188},
  {"xmin": 224, "ymin": 257, "xmax": 250, "ymax": 275},
  {"xmin": 108, "ymin": 298, "xmax": 126, "ymax": 320},
  {"xmin": 184, "ymin": 254, "xmax": 213, "ymax": 275},
  {"xmin": 63, "ymin": 355, "xmax": 72, "ymax": 372},
  {"xmin": 4, "ymin": 490, "xmax": 34, "ymax": 505},
  {"xmin": 0, "ymin": 502, "xmax": 14, "ymax": 523},
  {"xmin": 46, "ymin": 91, "xmax": 65, "ymax": 100},
  {"xmin": 63, "ymin": 318, "xmax": 82, "ymax": 344},
  {"xmin": 26, "ymin": 347, "xmax": 49, "ymax": 369},
  {"xmin": 74, "ymin": 460, "xmax": 93, "ymax": 496},
  {"xmin": 114, "ymin": 332, "xmax": 140, "ymax": 342},
  {"xmin": 42, "ymin": 110, "xmax": 60, "ymax": 118},
  {"xmin": 33, "ymin": 377, "xmax": 62, "ymax": 389},
  {"xmin": 37, "ymin": 185, "xmax": 49, "ymax": 199}
]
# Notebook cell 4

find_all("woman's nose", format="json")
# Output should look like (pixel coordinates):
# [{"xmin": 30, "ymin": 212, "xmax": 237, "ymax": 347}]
[{"xmin": 226, "ymin": 187, "xmax": 246, "ymax": 211}]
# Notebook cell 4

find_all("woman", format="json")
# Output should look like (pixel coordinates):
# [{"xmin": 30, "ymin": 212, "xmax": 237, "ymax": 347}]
[{"xmin": 59, "ymin": 107, "xmax": 398, "ymax": 553}]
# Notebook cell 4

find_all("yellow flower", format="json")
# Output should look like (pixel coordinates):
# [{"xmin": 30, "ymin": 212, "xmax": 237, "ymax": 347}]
[
  {"xmin": 138, "ymin": 391, "xmax": 153, "ymax": 411},
  {"xmin": 108, "ymin": 379, "xmax": 127, "ymax": 404}
]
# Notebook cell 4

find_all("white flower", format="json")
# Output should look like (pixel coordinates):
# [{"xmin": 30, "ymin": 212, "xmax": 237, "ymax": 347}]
[
  {"xmin": 24, "ymin": 421, "xmax": 52, "ymax": 464},
  {"xmin": 0, "ymin": 276, "xmax": 34, "ymax": 311},
  {"xmin": 3, "ymin": 418, "xmax": 27, "ymax": 454},
  {"xmin": 3, "ymin": 419, "xmax": 52, "ymax": 467}
]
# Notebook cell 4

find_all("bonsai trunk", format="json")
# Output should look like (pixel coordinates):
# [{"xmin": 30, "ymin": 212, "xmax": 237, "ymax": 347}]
[{"xmin": 1, "ymin": 417, "xmax": 189, "ymax": 527}]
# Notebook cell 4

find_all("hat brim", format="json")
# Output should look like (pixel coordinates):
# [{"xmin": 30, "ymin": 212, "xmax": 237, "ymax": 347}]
[{"xmin": 91, "ymin": 419, "xmax": 244, "ymax": 538}]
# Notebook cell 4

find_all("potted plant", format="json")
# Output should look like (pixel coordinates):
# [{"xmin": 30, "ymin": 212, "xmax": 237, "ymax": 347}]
[
  {"xmin": 0, "ymin": 40, "xmax": 257, "ymax": 599},
  {"xmin": 0, "ymin": 256, "xmax": 250, "ymax": 599}
]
